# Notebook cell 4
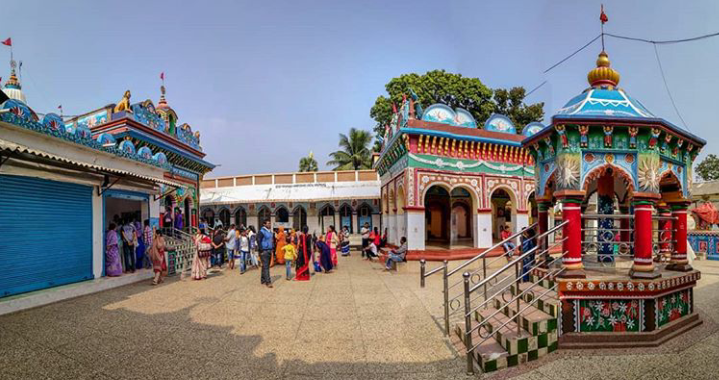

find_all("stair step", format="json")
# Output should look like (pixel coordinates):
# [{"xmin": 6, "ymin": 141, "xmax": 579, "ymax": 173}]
[
  {"xmin": 494, "ymin": 296, "xmax": 557, "ymax": 335},
  {"xmin": 476, "ymin": 306, "xmax": 532, "ymax": 356},
  {"xmin": 452, "ymin": 324, "xmax": 510, "ymax": 373},
  {"xmin": 511, "ymin": 282, "xmax": 559, "ymax": 318},
  {"xmin": 530, "ymin": 274, "xmax": 556, "ymax": 289}
]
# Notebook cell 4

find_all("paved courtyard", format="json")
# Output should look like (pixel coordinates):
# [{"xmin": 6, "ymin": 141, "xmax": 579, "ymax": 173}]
[{"xmin": 2, "ymin": 254, "xmax": 719, "ymax": 379}]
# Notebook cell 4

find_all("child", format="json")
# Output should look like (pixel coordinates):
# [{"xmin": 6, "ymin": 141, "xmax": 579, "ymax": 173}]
[
  {"xmin": 282, "ymin": 235, "xmax": 297, "ymax": 280},
  {"xmin": 238, "ymin": 227, "xmax": 250, "ymax": 274}
]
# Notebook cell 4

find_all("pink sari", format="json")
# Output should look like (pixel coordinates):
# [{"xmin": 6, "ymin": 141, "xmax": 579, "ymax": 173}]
[{"xmin": 327, "ymin": 231, "xmax": 338, "ymax": 267}]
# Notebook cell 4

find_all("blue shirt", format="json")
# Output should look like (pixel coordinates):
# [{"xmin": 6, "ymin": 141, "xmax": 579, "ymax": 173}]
[{"xmin": 259, "ymin": 227, "xmax": 274, "ymax": 251}]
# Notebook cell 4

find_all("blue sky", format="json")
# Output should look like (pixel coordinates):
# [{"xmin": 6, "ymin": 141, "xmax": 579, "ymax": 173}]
[{"xmin": 3, "ymin": 0, "xmax": 719, "ymax": 176}]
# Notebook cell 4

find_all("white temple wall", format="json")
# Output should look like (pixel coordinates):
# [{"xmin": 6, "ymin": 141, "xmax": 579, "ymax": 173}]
[
  {"xmin": 477, "ymin": 212, "xmax": 493, "ymax": 248},
  {"xmin": 406, "ymin": 211, "xmax": 425, "ymax": 250}
]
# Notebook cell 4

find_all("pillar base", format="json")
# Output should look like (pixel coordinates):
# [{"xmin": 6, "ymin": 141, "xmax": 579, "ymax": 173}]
[
  {"xmin": 666, "ymin": 263, "xmax": 693, "ymax": 272},
  {"xmin": 629, "ymin": 267, "xmax": 661, "ymax": 279},
  {"xmin": 559, "ymin": 269, "xmax": 586, "ymax": 279}
]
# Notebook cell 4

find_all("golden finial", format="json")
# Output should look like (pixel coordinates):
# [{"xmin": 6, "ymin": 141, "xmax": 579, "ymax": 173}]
[{"xmin": 587, "ymin": 51, "xmax": 620, "ymax": 88}]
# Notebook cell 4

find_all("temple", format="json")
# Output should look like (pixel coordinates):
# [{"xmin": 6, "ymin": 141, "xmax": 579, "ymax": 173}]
[{"xmin": 374, "ymin": 96, "xmax": 541, "ymax": 260}]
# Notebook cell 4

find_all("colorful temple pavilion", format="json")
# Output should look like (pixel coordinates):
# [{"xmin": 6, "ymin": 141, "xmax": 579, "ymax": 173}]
[
  {"xmin": 374, "ymin": 95, "xmax": 541, "ymax": 259},
  {"xmin": 1, "ymin": 60, "xmax": 203, "ymax": 299},
  {"xmin": 523, "ymin": 49, "xmax": 706, "ymax": 343},
  {"xmin": 65, "ymin": 84, "xmax": 215, "ymax": 229}
]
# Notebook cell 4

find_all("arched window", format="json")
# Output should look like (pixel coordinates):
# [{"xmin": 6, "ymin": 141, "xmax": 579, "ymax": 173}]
[
  {"xmin": 319, "ymin": 205, "xmax": 335, "ymax": 232},
  {"xmin": 358, "ymin": 203, "xmax": 373, "ymax": 230},
  {"xmin": 339, "ymin": 204, "xmax": 353, "ymax": 233},
  {"xmin": 219, "ymin": 209, "xmax": 231, "ymax": 227},
  {"xmin": 235, "ymin": 207, "xmax": 247, "ymax": 227},
  {"xmin": 258, "ymin": 206, "xmax": 272, "ymax": 226},
  {"xmin": 293, "ymin": 206, "xmax": 307, "ymax": 231},
  {"xmin": 276, "ymin": 206, "xmax": 289, "ymax": 224}
]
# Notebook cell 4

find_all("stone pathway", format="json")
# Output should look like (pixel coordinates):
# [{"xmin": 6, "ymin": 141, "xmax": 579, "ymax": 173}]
[{"xmin": 2, "ymin": 254, "xmax": 719, "ymax": 379}]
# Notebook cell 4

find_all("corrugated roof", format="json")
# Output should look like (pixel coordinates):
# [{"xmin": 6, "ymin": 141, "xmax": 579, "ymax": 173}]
[
  {"xmin": 201, "ymin": 180, "xmax": 381, "ymax": 205},
  {"xmin": 0, "ymin": 138, "xmax": 184, "ymax": 188}
]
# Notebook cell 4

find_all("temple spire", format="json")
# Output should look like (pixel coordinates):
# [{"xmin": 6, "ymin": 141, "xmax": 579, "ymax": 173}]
[{"xmin": 587, "ymin": 51, "xmax": 620, "ymax": 88}]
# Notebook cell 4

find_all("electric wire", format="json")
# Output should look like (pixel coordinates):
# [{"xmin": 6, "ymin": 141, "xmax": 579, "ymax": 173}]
[{"xmin": 653, "ymin": 44, "xmax": 690, "ymax": 131}]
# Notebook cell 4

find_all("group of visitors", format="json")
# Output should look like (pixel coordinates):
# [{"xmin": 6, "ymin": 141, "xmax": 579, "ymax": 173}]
[
  {"xmin": 360, "ymin": 223, "xmax": 387, "ymax": 260},
  {"xmin": 500, "ymin": 223, "xmax": 539, "ymax": 282},
  {"xmin": 105, "ymin": 216, "xmax": 168, "ymax": 285}
]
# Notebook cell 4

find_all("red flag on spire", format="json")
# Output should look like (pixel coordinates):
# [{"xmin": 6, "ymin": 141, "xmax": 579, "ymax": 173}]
[
  {"xmin": 1, "ymin": 38, "xmax": 11, "ymax": 46},
  {"xmin": 160, "ymin": 72, "xmax": 165, "ymax": 81},
  {"xmin": 600, "ymin": 5, "xmax": 608, "ymax": 24}
]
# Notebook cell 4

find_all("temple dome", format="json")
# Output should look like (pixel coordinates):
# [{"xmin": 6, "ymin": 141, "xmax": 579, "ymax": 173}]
[{"xmin": 3, "ymin": 63, "xmax": 26, "ymax": 104}]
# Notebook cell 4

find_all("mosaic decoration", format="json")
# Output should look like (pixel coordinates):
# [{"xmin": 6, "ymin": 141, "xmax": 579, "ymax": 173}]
[
  {"xmin": 688, "ymin": 231, "xmax": 719, "ymax": 260},
  {"xmin": 656, "ymin": 289, "xmax": 691, "ymax": 328},
  {"xmin": 409, "ymin": 153, "xmax": 532, "ymax": 177},
  {"xmin": 96, "ymin": 132, "xmax": 117, "ymax": 147},
  {"xmin": 75, "ymin": 124, "xmax": 92, "ymax": 140},
  {"xmin": 132, "ymin": 101, "xmax": 166, "ymax": 132},
  {"xmin": 537, "ymin": 160, "xmax": 556, "ymax": 197},
  {"xmin": 484, "ymin": 114, "xmax": 516, "ymax": 134},
  {"xmin": 137, "ymin": 146, "xmax": 153, "ymax": 160},
  {"xmin": 555, "ymin": 153, "xmax": 580, "ymax": 190},
  {"xmin": 522, "ymin": 122, "xmax": 544, "ymax": 138},
  {"xmin": 577, "ymin": 299, "xmax": 641, "ymax": 332},
  {"xmin": 659, "ymin": 158, "xmax": 687, "ymax": 197},
  {"xmin": 560, "ymin": 272, "xmax": 700, "ymax": 293},
  {"xmin": 0, "ymin": 111, "xmax": 169, "ymax": 169},
  {"xmin": 421, "ymin": 104, "xmax": 478, "ymax": 128},
  {"xmin": 580, "ymin": 152, "xmax": 637, "ymax": 191},
  {"xmin": 556, "ymin": 88, "xmax": 655, "ymax": 118},
  {"xmin": 637, "ymin": 154, "xmax": 661, "ymax": 193},
  {"xmin": 75, "ymin": 110, "xmax": 108, "ymax": 129},
  {"xmin": 42, "ymin": 113, "xmax": 64, "ymax": 132},
  {"xmin": 153, "ymin": 152, "xmax": 168, "ymax": 166},
  {"xmin": 118, "ymin": 138, "xmax": 136, "ymax": 155},
  {"xmin": 1, "ymin": 99, "xmax": 37, "ymax": 122}
]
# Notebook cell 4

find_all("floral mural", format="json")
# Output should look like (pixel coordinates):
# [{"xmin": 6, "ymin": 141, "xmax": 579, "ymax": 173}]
[
  {"xmin": 578, "ymin": 299, "xmax": 641, "ymax": 332},
  {"xmin": 657, "ymin": 289, "xmax": 691, "ymax": 328}
]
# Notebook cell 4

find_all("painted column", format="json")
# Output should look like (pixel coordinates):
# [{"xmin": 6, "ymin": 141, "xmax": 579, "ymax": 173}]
[
  {"xmin": 630, "ymin": 199, "xmax": 660, "ymax": 279},
  {"xmin": 558, "ymin": 197, "xmax": 584, "ymax": 277},
  {"xmin": 537, "ymin": 200, "xmax": 551, "ymax": 263},
  {"xmin": 657, "ymin": 202, "xmax": 672, "ymax": 260},
  {"xmin": 390, "ymin": 208, "xmax": 398, "ymax": 246},
  {"xmin": 405, "ymin": 208, "xmax": 425, "ymax": 250},
  {"xmin": 597, "ymin": 172, "xmax": 614, "ymax": 263},
  {"xmin": 667, "ymin": 201, "xmax": 691, "ymax": 271}
]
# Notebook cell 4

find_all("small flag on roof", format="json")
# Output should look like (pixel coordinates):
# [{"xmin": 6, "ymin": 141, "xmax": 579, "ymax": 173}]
[{"xmin": 1, "ymin": 38, "xmax": 11, "ymax": 46}]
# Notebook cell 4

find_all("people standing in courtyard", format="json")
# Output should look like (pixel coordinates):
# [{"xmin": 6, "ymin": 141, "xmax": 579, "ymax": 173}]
[
  {"xmin": 134, "ymin": 219, "xmax": 145, "ymax": 270},
  {"xmin": 143, "ymin": 220, "xmax": 153, "ymax": 269},
  {"xmin": 192, "ymin": 228, "xmax": 212, "ymax": 280},
  {"xmin": 175, "ymin": 208, "xmax": 184, "ymax": 233},
  {"xmin": 238, "ymin": 227, "xmax": 250, "ymax": 274},
  {"xmin": 360, "ymin": 222, "xmax": 370, "ymax": 257},
  {"xmin": 282, "ymin": 235, "xmax": 297, "ymax": 280},
  {"xmin": 105, "ymin": 223, "xmax": 123, "ymax": 276},
  {"xmin": 384, "ymin": 237, "xmax": 408, "ymax": 270},
  {"xmin": 211, "ymin": 227, "xmax": 226, "ymax": 269},
  {"xmin": 340, "ymin": 226, "xmax": 351, "ymax": 257},
  {"xmin": 316, "ymin": 235, "xmax": 333, "ymax": 273},
  {"xmin": 121, "ymin": 219, "xmax": 137, "ymax": 273},
  {"xmin": 149, "ymin": 229, "xmax": 167, "ymax": 285},
  {"xmin": 248, "ymin": 226, "xmax": 259, "ymax": 268},
  {"xmin": 224, "ymin": 224, "xmax": 237, "ymax": 270},
  {"xmin": 257, "ymin": 219, "xmax": 275, "ymax": 287},
  {"xmin": 373, "ymin": 227, "xmax": 381, "ymax": 248},
  {"xmin": 326, "ymin": 225, "xmax": 339, "ymax": 267},
  {"xmin": 275, "ymin": 226, "xmax": 286, "ymax": 266},
  {"xmin": 296, "ymin": 226, "xmax": 312, "ymax": 281}
]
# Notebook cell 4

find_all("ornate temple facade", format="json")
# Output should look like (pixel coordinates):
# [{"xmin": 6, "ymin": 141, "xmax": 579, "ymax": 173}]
[{"xmin": 374, "ymin": 98, "xmax": 542, "ymax": 256}]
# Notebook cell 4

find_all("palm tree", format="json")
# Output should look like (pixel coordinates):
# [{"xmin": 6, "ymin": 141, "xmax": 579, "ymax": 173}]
[
  {"xmin": 327, "ymin": 128, "xmax": 373, "ymax": 170},
  {"xmin": 298, "ymin": 151, "xmax": 319, "ymax": 172}
]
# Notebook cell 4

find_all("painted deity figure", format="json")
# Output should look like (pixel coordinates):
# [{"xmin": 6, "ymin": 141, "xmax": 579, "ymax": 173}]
[
  {"xmin": 649, "ymin": 128, "xmax": 661, "ymax": 150},
  {"xmin": 603, "ymin": 126, "xmax": 613, "ymax": 148},
  {"xmin": 555, "ymin": 125, "xmax": 569, "ymax": 148},
  {"xmin": 544, "ymin": 136, "xmax": 555, "ymax": 156},
  {"xmin": 579, "ymin": 125, "xmax": 589, "ymax": 148},
  {"xmin": 662, "ymin": 134, "xmax": 672, "ymax": 154},
  {"xmin": 628, "ymin": 126, "xmax": 639, "ymax": 148},
  {"xmin": 113, "ymin": 90, "xmax": 132, "ymax": 113}
]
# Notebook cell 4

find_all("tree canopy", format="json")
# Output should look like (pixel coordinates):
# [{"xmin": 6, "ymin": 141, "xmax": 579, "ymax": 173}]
[
  {"xmin": 298, "ymin": 152, "xmax": 318, "ymax": 172},
  {"xmin": 696, "ymin": 154, "xmax": 719, "ymax": 181},
  {"xmin": 369, "ymin": 70, "xmax": 545, "ymax": 145},
  {"xmin": 327, "ymin": 128, "xmax": 373, "ymax": 171}
]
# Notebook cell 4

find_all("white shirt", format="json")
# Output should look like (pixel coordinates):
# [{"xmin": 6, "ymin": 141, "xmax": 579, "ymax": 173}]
[
  {"xmin": 361, "ymin": 227, "xmax": 369, "ymax": 239},
  {"xmin": 239, "ymin": 235, "xmax": 250, "ymax": 252},
  {"xmin": 226, "ymin": 228, "xmax": 237, "ymax": 250}
]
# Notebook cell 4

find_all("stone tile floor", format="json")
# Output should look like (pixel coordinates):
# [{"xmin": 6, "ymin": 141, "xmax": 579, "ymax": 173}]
[{"xmin": 2, "ymin": 254, "xmax": 719, "ymax": 379}]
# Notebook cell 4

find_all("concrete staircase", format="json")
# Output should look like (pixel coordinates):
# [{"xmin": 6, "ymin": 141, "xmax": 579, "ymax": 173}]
[{"xmin": 451, "ymin": 274, "xmax": 560, "ymax": 373}]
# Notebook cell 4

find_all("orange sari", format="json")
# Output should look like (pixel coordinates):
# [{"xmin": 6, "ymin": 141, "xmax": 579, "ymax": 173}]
[{"xmin": 275, "ymin": 227, "xmax": 286, "ymax": 264}]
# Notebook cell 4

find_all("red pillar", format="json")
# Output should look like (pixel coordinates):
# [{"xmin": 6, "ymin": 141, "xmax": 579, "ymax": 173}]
[
  {"xmin": 667, "ymin": 201, "xmax": 691, "ymax": 271},
  {"xmin": 558, "ymin": 197, "xmax": 585, "ymax": 278},
  {"xmin": 657, "ymin": 202, "xmax": 672, "ymax": 261},
  {"xmin": 630, "ymin": 199, "xmax": 660, "ymax": 279}
]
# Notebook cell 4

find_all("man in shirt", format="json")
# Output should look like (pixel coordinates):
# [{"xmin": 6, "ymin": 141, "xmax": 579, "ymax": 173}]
[
  {"xmin": 384, "ymin": 237, "xmax": 408, "ymax": 270},
  {"xmin": 256, "ymin": 219, "xmax": 275, "ymax": 288},
  {"xmin": 121, "ymin": 219, "xmax": 137, "ymax": 273},
  {"xmin": 211, "ymin": 227, "xmax": 226, "ymax": 269},
  {"xmin": 360, "ymin": 223, "xmax": 370, "ymax": 258},
  {"xmin": 225, "ymin": 224, "xmax": 237, "ymax": 269}
]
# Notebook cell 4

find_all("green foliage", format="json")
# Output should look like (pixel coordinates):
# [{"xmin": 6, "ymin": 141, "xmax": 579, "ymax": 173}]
[
  {"xmin": 327, "ymin": 128, "xmax": 373, "ymax": 171},
  {"xmin": 369, "ymin": 70, "xmax": 545, "ymax": 148},
  {"xmin": 696, "ymin": 154, "xmax": 719, "ymax": 181},
  {"xmin": 298, "ymin": 152, "xmax": 318, "ymax": 172}
]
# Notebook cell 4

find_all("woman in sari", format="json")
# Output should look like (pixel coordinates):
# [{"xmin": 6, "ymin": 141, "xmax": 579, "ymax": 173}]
[
  {"xmin": 326, "ymin": 225, "xmax": 339, "ymax": 267},
  {"xmin": 149, "ymin": 229, "xmax": 167, "ymax": 285},
  {"xmin": 295, "ymin": 226, "xmax": 312, "ymax": 281},
  {"xmin": 290, "ymin": 229, "xmax": 298, "ymax": 250},
  {"xmin": 134, "ymin": 220, "xmax": 145, "ymax": 270},
  {"xmin": 275, "ymin": 227, "xmax": 286, "ymax": 266},
  {"xmin": 105, "ymin": 223, "xmax": 123, "ymax": 276},
  {"xmin": 315, "ymin": 235, "xmax": 333, "ymax": 273},
  {"xmin": 192, "ymin": 229, "xmax": 212, "ymax": 280}
]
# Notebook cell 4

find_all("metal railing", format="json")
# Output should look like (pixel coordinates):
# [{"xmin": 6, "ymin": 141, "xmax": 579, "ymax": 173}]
[
  {"xmin": 461, "ymin": 220, "xmax": 568, "ymax": 375},
  {"xmin": 161, "ymin": 227, "xmax": 198, "ymax": 278},
  {"xmin": 419, "ymin": 223, "xmax": 538, "ymax": 336}
]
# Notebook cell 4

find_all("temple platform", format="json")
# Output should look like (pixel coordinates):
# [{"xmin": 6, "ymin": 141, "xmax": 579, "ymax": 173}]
[{"xmin": 532, "ymin": 260, "xmax": 702, "ymax": 348}]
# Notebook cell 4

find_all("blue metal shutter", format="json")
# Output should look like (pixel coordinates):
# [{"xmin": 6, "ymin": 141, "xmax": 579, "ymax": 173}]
[{"xmin": 0, "ymin": 174, "xmax": 93, "ymax": 298}]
